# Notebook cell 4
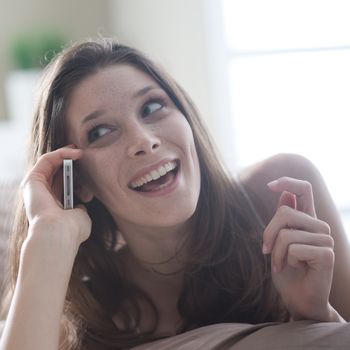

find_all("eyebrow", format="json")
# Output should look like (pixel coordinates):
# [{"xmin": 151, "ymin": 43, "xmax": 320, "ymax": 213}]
[
  {"xmin": 132, "ymin": 85, "xmax": 159, "ymax": 99},
  {"xmin": 80, "ymin": 85, "xmax": 159, "ymax": 125},
  {"xmin": 81, "ymin": 109, "xmax": 106, "ymax": 125}
]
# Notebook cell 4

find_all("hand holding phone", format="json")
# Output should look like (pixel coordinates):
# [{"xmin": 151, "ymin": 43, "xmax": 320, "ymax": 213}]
[{"xmin": 63, "ymin": 159, "xmax": 74, "ymax": 209}]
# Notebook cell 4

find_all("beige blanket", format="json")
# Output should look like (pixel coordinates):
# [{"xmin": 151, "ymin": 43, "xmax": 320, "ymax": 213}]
[
  {"xmin": 1, "ymin": 320, "xmax": 348, "ymax": 348},
  {"xmin": 132, "ymin": 321, "xmax": 350, "ymax": 349}
]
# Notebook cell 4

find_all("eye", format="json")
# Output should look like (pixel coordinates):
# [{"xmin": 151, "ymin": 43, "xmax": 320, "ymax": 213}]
[
  {"xmin": 142, "ymin": 101, "xmax": 163, "ymax": 117},
  {"xmin": 87, "ymin": 125, "xmax": 112, "ymax": 143}
]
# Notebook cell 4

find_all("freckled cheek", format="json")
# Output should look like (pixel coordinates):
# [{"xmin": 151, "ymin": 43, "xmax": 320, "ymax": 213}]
[
  {"xmin": 177, "ymin": 122, "xmax": 198, "ymax": 159},
  {"xmin": 164, "ymin": 117, "xmax": 193, "ymax": 143},
  {"xmin": 166, "ymin": 119, "xmax": 200, "ymax": 180},
  {"xmin": 179, "ymin": 123, "xmax": 201, "ymax": 179}
]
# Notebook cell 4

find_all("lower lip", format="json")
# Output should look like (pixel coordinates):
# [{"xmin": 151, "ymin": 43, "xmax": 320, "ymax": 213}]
[{"xmin": 132, "ymin": 168, "xmax": 180, "ymax": 198}]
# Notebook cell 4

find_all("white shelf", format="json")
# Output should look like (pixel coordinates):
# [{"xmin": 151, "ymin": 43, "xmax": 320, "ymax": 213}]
[{"xmin": 0, "ymin": 121, "xmax": 28, "ymax": 182}]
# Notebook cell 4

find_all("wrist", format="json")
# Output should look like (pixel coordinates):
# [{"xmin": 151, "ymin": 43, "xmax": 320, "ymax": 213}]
[
  {"xmin": 20, "ymin": 221, "xmax": 80, "ymax": 277},
  {"xmin": 26, "ymin": 214, "xmax": 81, "ymax": 253}
]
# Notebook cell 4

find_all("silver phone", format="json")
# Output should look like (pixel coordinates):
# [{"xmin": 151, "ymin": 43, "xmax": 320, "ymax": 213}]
[{"xmin": 63, "ymin": 159, "xmax": 74, "ymax": 209}]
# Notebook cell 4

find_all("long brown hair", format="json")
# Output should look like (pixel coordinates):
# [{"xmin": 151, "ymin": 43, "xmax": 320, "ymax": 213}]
[{"xmin": 1, "ymin": 38, "xmax": 287, "ymax": 349}]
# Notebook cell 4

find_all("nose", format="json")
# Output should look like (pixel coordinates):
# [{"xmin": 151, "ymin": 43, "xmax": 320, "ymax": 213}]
[{"xmin": 126, "ymin": 124, "xmax": 161, "ymax": 158}]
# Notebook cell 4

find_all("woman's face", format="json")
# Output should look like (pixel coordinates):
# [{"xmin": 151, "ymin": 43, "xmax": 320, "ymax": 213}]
[{"xmin": 66, "ymin": 64, "xmax": 201, "ymax": 234}]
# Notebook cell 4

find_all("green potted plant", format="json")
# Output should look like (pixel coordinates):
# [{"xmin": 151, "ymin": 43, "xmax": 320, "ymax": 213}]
[
  {"xmin": 10, "ymin": 31, "xmax": 65, "ymax": 70},
  {"xmin": 5, "ymin": 31, "xmax": 66, "ymax": 124}
]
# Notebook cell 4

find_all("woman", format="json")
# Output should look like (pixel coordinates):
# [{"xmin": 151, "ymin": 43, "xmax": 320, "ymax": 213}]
[{"xmin": 0, "ymin": 38, "xmax": 349, "ymax": 350}]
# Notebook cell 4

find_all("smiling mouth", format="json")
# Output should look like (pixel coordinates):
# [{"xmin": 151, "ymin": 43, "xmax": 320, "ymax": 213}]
[{"xmin": 129, "ymin": 160, "xmax": 180, "ymax": 192}]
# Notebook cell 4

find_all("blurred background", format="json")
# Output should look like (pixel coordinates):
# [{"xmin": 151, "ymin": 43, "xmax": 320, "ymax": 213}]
[{"xmin": 0, "ymin": 0, "xmax": 349, "ymax": 235}]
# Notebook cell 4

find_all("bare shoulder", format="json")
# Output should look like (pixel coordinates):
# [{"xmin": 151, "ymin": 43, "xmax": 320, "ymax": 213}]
[
  {"xmin": 241, "ymin": 153, "xmax": 313, "ymax": 179},
  {"xmin": 238, "ymin": 152, "xmax": 321, "ymax": 188},
  {"xmin": 238, "ymin": 153, "xmax": 320, "ymax": 222}
]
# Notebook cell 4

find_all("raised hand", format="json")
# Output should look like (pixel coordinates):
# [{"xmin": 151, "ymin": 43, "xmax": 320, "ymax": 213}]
[
  {"xmin": 263, "ymin": 177, "xmax": 341, "ymax": 322},
  {"xmin": 21, "ymin": 146, "xmax": 91, "ymax": 247}
]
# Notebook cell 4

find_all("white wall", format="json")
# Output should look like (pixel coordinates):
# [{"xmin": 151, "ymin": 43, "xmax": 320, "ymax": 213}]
[{"xmin": 111, "ymin": 0, "xmax": 211, "ymax": 121}]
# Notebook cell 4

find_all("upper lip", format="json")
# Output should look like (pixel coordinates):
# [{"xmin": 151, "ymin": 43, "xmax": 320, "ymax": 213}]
[{"xmin": 128, "ymin": 158, "xmax": 179, "ymax": 188}]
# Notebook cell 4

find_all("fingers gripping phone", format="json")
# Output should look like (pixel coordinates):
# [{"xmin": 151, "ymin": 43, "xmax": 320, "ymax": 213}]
[{"xmin": 63, "ymin": 159, "xmax": 74, "ymax": 209}]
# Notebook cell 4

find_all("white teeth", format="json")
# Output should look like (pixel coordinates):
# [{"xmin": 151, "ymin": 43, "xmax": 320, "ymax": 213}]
[
  {"xmin": 151, "ymin": 170, "xmax": 160, "ymax": 180},
  {"xmin": 158, "ymin": 166, "xmax": 167, "ymax": 176},
  {"xmin": 130, "ymin": 161, "xmax": 177, "ymax": 189}
]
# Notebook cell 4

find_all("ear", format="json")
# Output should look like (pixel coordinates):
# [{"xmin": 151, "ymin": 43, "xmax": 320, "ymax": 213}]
[{"xmin": 75, "ymin": 182, "xmax": 94, "ymax": 204}]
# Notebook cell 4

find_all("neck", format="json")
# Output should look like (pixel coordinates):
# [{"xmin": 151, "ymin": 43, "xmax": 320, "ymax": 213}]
[{"xmin": 116, "ymin": 221, "xmax": 191, "ymax": 279}]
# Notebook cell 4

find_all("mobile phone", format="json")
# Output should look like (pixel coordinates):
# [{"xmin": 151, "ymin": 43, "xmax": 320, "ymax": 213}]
[{"xmin": 63, "ymin": 159, "xmax": 74, "ymax": 209}]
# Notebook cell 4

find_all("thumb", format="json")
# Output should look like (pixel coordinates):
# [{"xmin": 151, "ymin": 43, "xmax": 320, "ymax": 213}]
[{"xmin": 277, "ymin": 190, "xmax": 297, "ymax": 209}]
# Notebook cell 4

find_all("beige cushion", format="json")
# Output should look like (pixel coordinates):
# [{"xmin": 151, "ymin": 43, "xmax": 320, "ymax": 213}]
[{"xmin": 131, "ymin": 321, "xmax": 350, "ymax": 349}]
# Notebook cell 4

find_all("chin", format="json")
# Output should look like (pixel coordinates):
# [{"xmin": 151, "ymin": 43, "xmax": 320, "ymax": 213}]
[
  {"xmin": 149, "ymin": 207, "xmax": 196, "ymax": 228},
  {"xmin": 118, "ymin": 204, "xmax": 197, "ymax": 233}
]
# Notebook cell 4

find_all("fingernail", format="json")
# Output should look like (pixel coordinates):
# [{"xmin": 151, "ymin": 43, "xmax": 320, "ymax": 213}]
[
  {"xmin": 273, "ymin": 264, "xmax": 278, "ymax": 273},
  {"xmin": 262, "ymin": 243, "xmax": 269, "ymax": 254},
  {"xmin": 69, "ymin": 147, "xmax": 82, "ymax": 153},
  {"xmin": 267, "ymin": 180, "xmax": 278, "ymax": 187}
]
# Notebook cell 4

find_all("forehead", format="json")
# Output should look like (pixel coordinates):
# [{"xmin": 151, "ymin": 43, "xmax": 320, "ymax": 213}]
[{"xmin": 71, "ymin": 64, "xmax": 157, "ymax": 101}]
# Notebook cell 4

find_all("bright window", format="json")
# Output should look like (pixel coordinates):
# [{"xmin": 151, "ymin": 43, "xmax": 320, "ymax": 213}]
[{"xmin": 221, "ymin": 0, "xmax": 350, "ymax": 234}]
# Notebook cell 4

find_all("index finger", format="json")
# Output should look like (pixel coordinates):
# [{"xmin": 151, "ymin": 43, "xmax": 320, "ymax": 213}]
[
  {"xmin": 28, "ymin": 147, "xmax": 83, "ymax": 184},
  {"xmin": 267, "ymin": 177, "xmax": 317, "ymax": 218}
]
